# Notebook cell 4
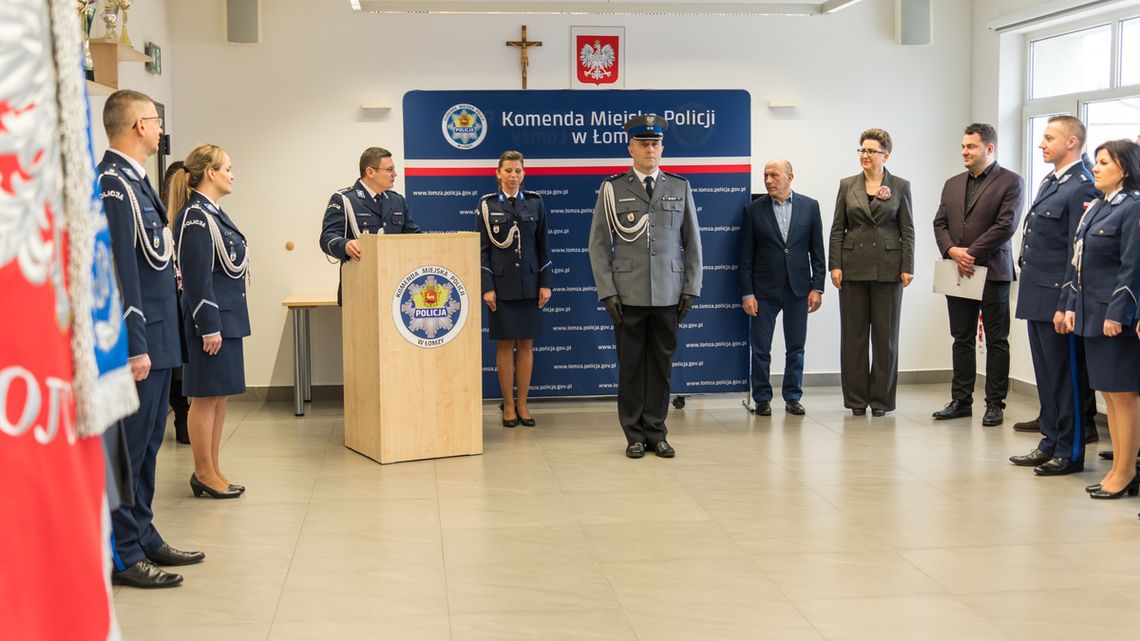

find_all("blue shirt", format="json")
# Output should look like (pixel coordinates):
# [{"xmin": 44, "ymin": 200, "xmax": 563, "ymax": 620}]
[{"xmin": 772, "ymin": 193, "xmax": 793, "ymax": 242}]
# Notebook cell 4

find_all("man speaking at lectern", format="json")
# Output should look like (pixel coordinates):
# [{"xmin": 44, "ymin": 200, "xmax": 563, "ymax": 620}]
[
  {"xmin": 320, "ymin": 147, "xmax": 421, "ymax": 303},
  {"xmin": 589, "ymin": 114, "xmax": 703, "ymax": 459}
]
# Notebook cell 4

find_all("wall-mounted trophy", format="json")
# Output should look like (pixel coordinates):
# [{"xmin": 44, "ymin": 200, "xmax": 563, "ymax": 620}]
[{"xmin": 101, "ymin": 0, "xmax": 119, "ymax": 41}]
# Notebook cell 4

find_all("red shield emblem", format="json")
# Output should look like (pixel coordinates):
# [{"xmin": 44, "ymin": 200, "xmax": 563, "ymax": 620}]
[
  {"xmin": 576, "ymin": 35, "xmax": 620, "ymax": 85},
  {"xmin": 423, "ymin": 288, "xmax": 438, "ymax": 305}
]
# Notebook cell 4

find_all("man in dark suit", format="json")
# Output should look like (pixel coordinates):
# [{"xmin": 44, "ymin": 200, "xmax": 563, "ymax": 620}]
[
  {"xmin": 1010, "ymin": 116, "xmax": 1099, "ymax": 475},
  {"xmin": 933, "ymin": 123, "xmax": 1025, "ymax": 426},
  {"xmin": 99, "ymin": 90, "xmax": 204, "ymax": 588},
  {"xmin": 739, "ymin": 160, "xmax": 825, "ymax": 416}
]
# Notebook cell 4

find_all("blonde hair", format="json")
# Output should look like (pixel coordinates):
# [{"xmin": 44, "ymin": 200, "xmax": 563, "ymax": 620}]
[{"xmin": 166, "ymin": 144, "xmax": 227, "ymax": 219}]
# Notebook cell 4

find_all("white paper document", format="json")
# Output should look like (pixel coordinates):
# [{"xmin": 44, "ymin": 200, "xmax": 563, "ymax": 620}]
[{"xmin": 933, "ymin": 259, "xmax": 988, "ymax": 300}]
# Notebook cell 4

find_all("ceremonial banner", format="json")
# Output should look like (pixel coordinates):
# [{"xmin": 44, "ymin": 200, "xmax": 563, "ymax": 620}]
[
  {"xmin": 403, "ymin": 89, "xmax": 751, "ymax": 398},
  {"xmin": 1, "ymin": 1, "xmax": 130, "ymax": 638}
]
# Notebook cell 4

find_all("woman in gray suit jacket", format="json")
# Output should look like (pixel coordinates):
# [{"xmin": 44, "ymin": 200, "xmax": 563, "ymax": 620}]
[{"xmin": 829, "ymin": 129, "xmax": 915, "ymax": 416}]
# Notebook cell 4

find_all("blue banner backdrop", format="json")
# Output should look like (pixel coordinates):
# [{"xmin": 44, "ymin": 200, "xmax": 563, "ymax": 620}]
[{"xmin": 402, "ymin": 89, "xmax": 751, "ymax": 398}]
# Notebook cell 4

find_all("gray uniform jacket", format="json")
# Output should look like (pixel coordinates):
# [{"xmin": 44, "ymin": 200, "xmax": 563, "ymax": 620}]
[{"xmin": 588, "ymin": 169, "xmax": 703, "ymax": 306}]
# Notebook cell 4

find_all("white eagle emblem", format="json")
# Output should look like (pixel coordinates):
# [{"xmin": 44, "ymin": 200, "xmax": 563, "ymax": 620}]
[{"xmin": 579, "ymin": 40, "xmax": 615, "ymax": 81}]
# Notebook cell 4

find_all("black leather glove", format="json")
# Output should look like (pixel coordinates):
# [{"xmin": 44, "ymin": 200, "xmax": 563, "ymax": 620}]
[
  {"xmin": 677, "ymin": 294, "xmax": 696, "ymax": 322},
  {"xmin": 602, "ymin": 295, "xmax": 623, "ymax": 326}
]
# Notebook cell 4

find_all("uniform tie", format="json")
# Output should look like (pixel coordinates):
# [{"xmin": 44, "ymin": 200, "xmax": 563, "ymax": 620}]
[
  {"xmin": 508, "ymin": 196, "xmax": 516, "ymax": 207},
  {"xmin": 644, "ymin": 175, "xmax": 654, "ymax": 199}
]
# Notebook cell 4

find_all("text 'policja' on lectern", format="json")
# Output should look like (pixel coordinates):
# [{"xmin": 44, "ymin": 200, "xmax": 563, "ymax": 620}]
[{"xmin": 340, "ymin": 232, "xmax": 483, "ymax": 464}]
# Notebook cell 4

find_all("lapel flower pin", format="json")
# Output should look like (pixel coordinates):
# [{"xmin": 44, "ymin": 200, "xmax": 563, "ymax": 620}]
[{"xmin": 876, "ymin": 185, "xmax": 892, "ymax": 201}]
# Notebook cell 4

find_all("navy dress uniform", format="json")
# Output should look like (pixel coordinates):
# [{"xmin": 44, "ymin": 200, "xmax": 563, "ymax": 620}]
[
  {"xmin": 1013, "ymin": 161, "xmax": 1099, "ymax": 470},
  {"xmin": 476, "ymin": 190, "xmax": 553, "ymax": 339},
  {"xmin": 97, "ymin": 150, "xmax": 182, "ymax": 573},
  {"xmin": 319, "ymin": 179, "xmax": 420, "ymax": 304},
  {"xmin": 175, "ymin": 191, "xmax": 251, "ymax": 397},
  {"xmin": 1061, "ymin": 189, "xmax": 1140, "ymax": 392},
  {"xmin": 588, "ymin": 115, "xmax": 703, "ymax": 455}
]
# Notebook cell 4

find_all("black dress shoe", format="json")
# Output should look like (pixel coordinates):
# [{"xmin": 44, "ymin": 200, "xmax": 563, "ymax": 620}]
[
  {"xmin": 228, "ymin": 483, "xmax": 246, "ymax": 493},
  {"xmin": 112, "ymin": 560, "xmax": 183, "ymax": 589},
  {"xmin": 174, "ymin": 417, "xmax": 190, "ymax": 445},
  {"xmin": 982, "ymin": 403, "xmax": 1004, "ymax": 426},
  {"xmin": 652, "ymin": 441, "xmax": 675, "ymax": 458},
  {"xmin": 502, "ymin": 417, "xmax": 519, "ymax": 428},
  {"xmin": 785, "ymin": 400, "xmax": 805, "ymax": 415},
  {"xmin": 190, "ymin": 474, "xmax": 242, "ymax": 499},
  {"xmin": 1012, "ymin": 416, "xmax": 1039, "ymax": 432},
  {"xmin": 1084, "ymin": 426, "xmax": 1099, "ymax": 444},
  {"xmin": 1099, "ymin": 450, "xmax": 1114, "ymax": 461},
  {"xmin": 1089, "ymin": 475, "xmax": 1140, "ymax": 499},
  {"xmin": 753, "ymin": 401, "xmax": 771, "ymax": 416},
  {"xmin": 1034, "ymin": 457, "xmax": 1084, "ymax": 476},
  {"xmin": 871, "ymin": 409, "xmax": 887, "ymax": 417},
  {"xmin": 1010, "ymin": 448, "xmax": 1052, "ymax": 467},
  {"xmin": 1086, "ymin": 483, "xmax": 1101, "ymax": 493},
  {"xmin": 933, "ymin": 400, "xmax": 972, "ymax": 420},
  {"xmin": 147, "ymin": 543, "xmax": 205, "ymax": 567},
  {"xmin": 518, "ymin": 415, "xmax": 536, "ymax": 427},
  {"xmin": 851, "ymin": 408, "xmax": 866, "ymax": 416},
  {"xmin": 625, "ymin": 442, "xmax": 646, "ymax": 459}
]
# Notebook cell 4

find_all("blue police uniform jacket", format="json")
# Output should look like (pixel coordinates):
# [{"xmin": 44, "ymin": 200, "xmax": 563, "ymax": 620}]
[
  {"xmin": 97, "ymin": 151, "xmax": 181, "ymax": 369},
  {"xmin": 1015, "ymin": 161, "xmax": 1099, "ymax": 322},
  {"xmin": 1061, "ymin": 190, "xmax": 1140, "ymax": 335},
  {"xmin": 175, "ymin": 191, "xmax": 251, "ymax": 339},
  {"xmin": 476, "ymin": 190, "xmax": 552, "ymax": 300},
  {"xmin": 319, "ymin": 179, "xmax": 419, "ymax": 261}
]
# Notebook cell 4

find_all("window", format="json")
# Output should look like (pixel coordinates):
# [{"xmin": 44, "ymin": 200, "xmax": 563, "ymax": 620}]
[
  {"xmin": 1086, "ymin": 97, "xmax": 1140, "ymax": 151},
  {"xmin": 1022, "ymin": 9, "xmax": 1140, "ymax": 193},
  {"xmin": 1030, "ymin": 25, "xmax": 1112, "ymax": 99},
  {"xmin": 1121, "ymin": 17, "xmax": 1140, "ymax": 87}
]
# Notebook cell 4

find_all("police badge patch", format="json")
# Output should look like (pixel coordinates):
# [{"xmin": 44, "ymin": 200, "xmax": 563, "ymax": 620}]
[{"xmin": 391, "ymin": 266, "xmax": 470, "ymax": 348}]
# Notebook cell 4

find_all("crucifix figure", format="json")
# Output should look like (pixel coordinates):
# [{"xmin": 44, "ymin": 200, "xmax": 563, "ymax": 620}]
[{"xmin": 506, "ymin": 25, "xmax": 542, "ymax": 90}]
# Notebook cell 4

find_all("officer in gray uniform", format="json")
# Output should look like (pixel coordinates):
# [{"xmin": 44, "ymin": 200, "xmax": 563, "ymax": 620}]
[
  {"xmin": 320, "ymin": 147, "xmax": 420, "ymax": 304},
  {"xmin": 588, "ymin": 114, "xmax": 703, "ymax": 459}
]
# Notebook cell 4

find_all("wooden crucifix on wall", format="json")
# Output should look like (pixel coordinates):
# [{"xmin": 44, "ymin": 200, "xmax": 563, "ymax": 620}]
[{"xmin": 506, "ymin": 25, "xmax": 541, "ymax": 90}]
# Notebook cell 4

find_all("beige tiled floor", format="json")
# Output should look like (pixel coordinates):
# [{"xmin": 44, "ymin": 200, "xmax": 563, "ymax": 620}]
[{"xmin": 114, "ymin": 384, "xmax": 1140, "ymax": 640}]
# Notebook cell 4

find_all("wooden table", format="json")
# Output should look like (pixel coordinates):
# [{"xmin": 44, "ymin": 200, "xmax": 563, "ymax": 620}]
[{"xmin": 281, "ymin": 293, "xmax": 337, "ymax": 415}]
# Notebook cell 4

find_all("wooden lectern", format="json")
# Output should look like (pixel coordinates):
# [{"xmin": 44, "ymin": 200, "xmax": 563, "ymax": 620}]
[{"xmin": 340, "ymin": 233, "xmax": 483, "ymax": 464}]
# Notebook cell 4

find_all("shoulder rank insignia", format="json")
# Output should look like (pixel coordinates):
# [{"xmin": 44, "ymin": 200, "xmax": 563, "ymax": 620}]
[
  {"xmin": 121, "ymin": 166, "xmax": 138, "ymax": 181},
  {"xmin": 1111, "ymin": 192, "xmax": 1126, "ymax": 205},
  {"xmin": 205, "ymin": 203, "xmax": 218, "ymax": 214},
  {"xmin": 1058, "ymin": 174, "xmax": 1071, "ymax": 184},
  {"xmin": 356, "ymin": 189, "xmax": 366, "ymax": 199}
]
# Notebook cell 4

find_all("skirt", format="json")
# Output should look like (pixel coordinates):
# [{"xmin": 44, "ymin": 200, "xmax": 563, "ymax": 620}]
[
  {"xmin": 1084, "ymin": 333, "xmax": 1140, "ymax": 392},
  {"xmin": 488, "ymin": 298, "xmax": 543, "ymax": 340},
  {"xmin": 183, "ymin": 336, "xmax": 246, "ymax": 397}
]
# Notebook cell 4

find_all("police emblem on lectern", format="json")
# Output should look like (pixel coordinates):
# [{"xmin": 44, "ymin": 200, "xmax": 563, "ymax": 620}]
[{"xmin": 392, "ymin": 266, "xmax": 470, "ymax": 348}]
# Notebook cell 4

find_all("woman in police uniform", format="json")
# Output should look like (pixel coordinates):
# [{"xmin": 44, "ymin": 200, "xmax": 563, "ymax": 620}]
[
  {"xmin": 477, "ymin": 151, "xmax": 552, "ymax": 427},
  {"xmin": 1059, "ymin": 139, "xmax": 1140, "ymax": 500},
  {"xmin": 170, "ymin": 144, "xmax": 250, "ymax": 499}
]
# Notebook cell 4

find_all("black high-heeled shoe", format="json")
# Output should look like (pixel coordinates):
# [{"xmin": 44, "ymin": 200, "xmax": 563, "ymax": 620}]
[
  {"xmin": 190, "ymin": 474, "xmax": 241, "ymax": 499},
  {"xmin": 1086, "ymin": 483, "xmax": 1101, "ymax": 493},
  {"xmin": 518, "ymin": 415, "xmax": 536, "ymax": 427},
  {"xmin": 1089, "ymin": 475, "xmax": 1139, "ymax": 500},
  {"xmin": 499, "ymin": 402, "xmax": 519, "ymax": 428},
  {"xmin": 228, "ymin": 484, "xmax": 246, "ymax": 494}
]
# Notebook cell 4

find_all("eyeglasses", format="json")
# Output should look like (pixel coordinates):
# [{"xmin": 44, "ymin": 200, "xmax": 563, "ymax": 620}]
[
  {"xmin": 857, "ymin": 148, "xmax": 886, "ymax": 156},
  {"xmin": 372, "ymin": 165, "xmax": 397, "ymax": 174},
  {"xmin": 138, "ymin": 116, "xmax": 164, "ymax": 127}
]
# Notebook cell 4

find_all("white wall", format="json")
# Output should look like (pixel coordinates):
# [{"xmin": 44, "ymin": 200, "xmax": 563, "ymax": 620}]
[
  {"xmin": 157, "ymin": 0, "xmax": 977, "ymax": 389},
  {"xmin": 88, "ymin": 3, "xmax": 174, "ymax": 157}
]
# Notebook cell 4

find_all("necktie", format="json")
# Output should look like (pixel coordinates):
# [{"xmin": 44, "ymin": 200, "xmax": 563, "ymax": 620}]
[
  {"xmin": 508, "ymin": 196, "xmax": 517, "ymax": 207},
  {"xmin": 644, "ymin": 176, "xmax": 654, "ymax": 199}
]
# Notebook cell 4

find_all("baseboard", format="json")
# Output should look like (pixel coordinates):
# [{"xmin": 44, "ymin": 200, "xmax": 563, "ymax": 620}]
[{"xmin": 239, "ymin": 370, "xmax": 956, "ymax": 402}]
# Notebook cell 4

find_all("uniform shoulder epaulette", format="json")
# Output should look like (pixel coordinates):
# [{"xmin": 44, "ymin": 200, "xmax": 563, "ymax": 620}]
[
  {"xmin": 662, "ymin": 170, "xmax": 689, "ymax": 182},
  {"xmin": 523, "ymin": 190, "xmax": 540, "ymax": 198},
  {"xmin": 479, "ymin": 192, "xmax": 498, "ymax": 202},
  {"xmin": 336, "ymin": 186, "xmax": 352, "ymax": 195}
]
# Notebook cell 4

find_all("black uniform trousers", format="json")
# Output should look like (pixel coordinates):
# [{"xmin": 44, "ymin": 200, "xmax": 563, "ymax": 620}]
[
  {"xmin": 615, "ymin": 305, "xmax": 678, "ymax": 446},
  {"xmin": 838, "ymin": 280, "xmax": 903, "ymax": 411},
  {"xmin": 1028, "ymin": 321, "xmax": 1091, "ymax": 461},
  {"xmin": 946, "ymin": 280, "xmax": 1011, "ymax": 407},
  {"xmin": 111, "ymin": 368, "xmax": 171, "ymax": 569}
]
